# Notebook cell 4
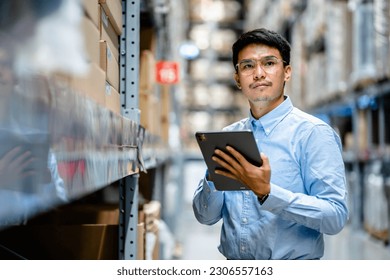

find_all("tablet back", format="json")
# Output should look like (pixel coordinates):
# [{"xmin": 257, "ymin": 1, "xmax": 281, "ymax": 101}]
[{"xmin": 195, "ymin": 130, "xmax": 262, "ymax": 191}]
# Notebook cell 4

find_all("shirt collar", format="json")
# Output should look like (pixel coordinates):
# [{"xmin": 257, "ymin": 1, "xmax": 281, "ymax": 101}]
[{"xmin": 249, "ymin": 95, "xmax": 293, "ymax": 136}]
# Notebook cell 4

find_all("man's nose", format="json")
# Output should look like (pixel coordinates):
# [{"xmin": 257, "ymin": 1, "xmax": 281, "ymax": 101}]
[{"xmin": 253, "ymin": 62, "xmax": 266, "ymax": 79}]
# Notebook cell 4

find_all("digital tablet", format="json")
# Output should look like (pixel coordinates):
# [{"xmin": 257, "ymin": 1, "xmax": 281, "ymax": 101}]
[{"xmin": 195, "ymin": 130, "xmax": 262, "ymax": 191}]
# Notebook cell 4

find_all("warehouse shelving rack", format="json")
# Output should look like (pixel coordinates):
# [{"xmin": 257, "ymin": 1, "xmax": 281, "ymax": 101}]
[{"xmin": 0, "ymin": 0, "xmax": 169, "ymax": 260}]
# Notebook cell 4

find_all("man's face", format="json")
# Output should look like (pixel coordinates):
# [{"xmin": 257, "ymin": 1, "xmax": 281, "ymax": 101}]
[{"xmin": 234, "ymin": 43, "xmax": 291, "ymax": 116}]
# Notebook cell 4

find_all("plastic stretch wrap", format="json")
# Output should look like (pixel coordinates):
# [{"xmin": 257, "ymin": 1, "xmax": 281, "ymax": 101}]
[{"xmin": 0, "ymin": 0, "xmax": 142, "ymax": 227}]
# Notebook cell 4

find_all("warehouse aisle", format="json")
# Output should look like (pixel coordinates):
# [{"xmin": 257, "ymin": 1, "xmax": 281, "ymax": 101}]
[{"xmin": 175, "ymin": 160, "xmax": 390, "ymax": 260}]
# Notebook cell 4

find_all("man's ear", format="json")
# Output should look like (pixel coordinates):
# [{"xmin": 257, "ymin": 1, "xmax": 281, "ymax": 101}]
[
  {"xmin": 234, "ymin": 73, "xmax": 241, "ymax": 89},
  {"xmin": 284, "ymin": 65, "xmax": 292, "ymax": 81}
]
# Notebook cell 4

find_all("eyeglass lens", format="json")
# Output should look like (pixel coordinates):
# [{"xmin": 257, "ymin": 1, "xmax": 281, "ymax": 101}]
[{"xmin": 237, "ymin": 57, "xmax": 283, "ymax": 75}]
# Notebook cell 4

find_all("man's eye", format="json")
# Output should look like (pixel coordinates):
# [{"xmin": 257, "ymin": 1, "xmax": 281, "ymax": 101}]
[
  {"xmin": 263, "ymin": 60, "xmax": 276, "ymax": 67},
  {"xmin": 242, "ymin": 63, "xmax": 254, "ymax": 69}
]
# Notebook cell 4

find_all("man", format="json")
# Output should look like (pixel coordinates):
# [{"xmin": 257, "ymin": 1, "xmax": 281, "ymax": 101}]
[{"xmin": 192, "ymin": 28, "xmax": 349, "ymax": 260}]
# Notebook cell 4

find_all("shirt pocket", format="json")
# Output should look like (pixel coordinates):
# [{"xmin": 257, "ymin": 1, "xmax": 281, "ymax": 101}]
[{"xmin": 271, "ymin": 157, "xmax": 303, "ymax": 192}]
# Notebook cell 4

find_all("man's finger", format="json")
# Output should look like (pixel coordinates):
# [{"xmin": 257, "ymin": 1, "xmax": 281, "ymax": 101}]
[{"xmin": 260, "ymin": 152, "xmax": 270, "ymax": 169}]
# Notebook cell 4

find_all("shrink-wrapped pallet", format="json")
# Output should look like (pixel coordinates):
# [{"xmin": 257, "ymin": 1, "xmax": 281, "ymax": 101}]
[
  {"xmin": 305, "ymin": 53, "xmax": 327, "ymax": 108},
  {"xmin": 290, "ymin": 19, "xmax": 307, "ymax": 109},
  {"xmin": 374, "ymin": 0, "xmax": 390, "ymax": 80},
  {"xmin": 351, "ymin": 2, "xmax": 377, "ymax": 89},
  {"xmin": 301, "ymin": 0, "xmax": 327, "ymax": 48},
  {"xmin": 363, "ymin": 160, "xmax": 389, "ymax": 241},
  {"xmin": 325, "ymin": 1, "xmax": 353, "ymax": 96}
]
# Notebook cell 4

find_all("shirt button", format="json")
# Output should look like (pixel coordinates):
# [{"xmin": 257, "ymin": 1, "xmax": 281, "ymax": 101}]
[
  {"xmin": 245, "ymin": 191, "xmax": 250, "ymax": 196},
  {"xmin": 242, "ymin": 218, "xmax": 247, "ymax": 223},
  {"xmin": 241, "ymin": 246, "xmax": 245, "ymax": 251}
]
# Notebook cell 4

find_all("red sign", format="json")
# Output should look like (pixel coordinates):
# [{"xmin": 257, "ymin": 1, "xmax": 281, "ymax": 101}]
[{"xmin": 156, "ymin": 61, "xmax": 179, "ymax": 84}]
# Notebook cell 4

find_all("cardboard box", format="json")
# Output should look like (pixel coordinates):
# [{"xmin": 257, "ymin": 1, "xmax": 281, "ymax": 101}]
[
  {"xmin": 160, "ymin": 86, "xmax": 170, "ymax": 143},
  {"xmin": 27, "ymin": 202, "xmax": 120, "ymax": 225},
  {"xmin": 143, "ymin": 200, "xmax": 160, "ymax": 260},
  {"xmin": 100, "ymin": 7, "xmax": 119, "ymax": 60},
  {"xmin": 100, "ymin": 40, "xmax": 120, "ymax": 91},
  {"xmin": 58, "ymin": 203, "xmax": 120, "ymax": 225},
  {"xmin": 139, "ymin": 91, "xmax": 159, "ymax": 135},
  {"xmin": 137, "ymin": 222, "xmax": 145, "ymax": 260},
  {"xmin": 143, "ymin": 201, "xmax": 160, "ymax": 231},
  {"xmin": 99, "ymin": 0, "xmax": 123, "ymax": 35},
  {"xmin": 139, "ymin": 50, "xmax": 155, "ymax": 92},
  {"xmin": 0, "ymin": 203, "xmax": 121, "ymax": 259},
  {"xmin": 0, "ymin": 224, "xmax": 118, "ymax": 259},
  {"xmin": 82, "ymin": 0, "xmax": 99, "ymax": 28},
  {"xmin": 71, "ymin": 63, "xmax": 106, "ymax": 106},
  {"xmin": 140, "ymin": 27, "xmax": 157, "ymax": 52},
  {"xmin": 81, "ymin": 16, "xmax": 100, "ymax": 64},
  {"xmin": 358, "ymin": 109, "xmax": 368, "ymax": 154},
  {"xmin": 105, "ymin": 82, "xmax": 121, "ymax": 114}
]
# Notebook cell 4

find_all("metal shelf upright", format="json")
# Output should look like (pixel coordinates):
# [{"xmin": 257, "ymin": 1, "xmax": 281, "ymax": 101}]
[{"xmin": 119, "ymin": 0, "xmax": 141, "ymax": 260}]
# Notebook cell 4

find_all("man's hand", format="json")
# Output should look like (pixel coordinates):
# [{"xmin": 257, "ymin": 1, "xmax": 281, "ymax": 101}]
[
  {"xmin": 212, "ymin": 146, "xmax": 271, "ymax": 197},
  {"xmin": 0, "ymin": 146, "xmax": 37, "ymax": 187}
]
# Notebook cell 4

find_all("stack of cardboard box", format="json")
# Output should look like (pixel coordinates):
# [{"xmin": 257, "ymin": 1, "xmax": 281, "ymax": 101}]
[
  {"xmin": 0, "ymin": 203, "xmax": 120, "ymax": 259},
  {"xmin": 68, "ymin": 0, "xmax": 121, "ymax": 114},
  {"xmin": 139, "ymin": 50, "xmax": 159, "ymax": 136},
  {"xmin": 137, "ymin": 200, "xmax": 161, "ymax": 260},
  {"xmin": 138, "ymin": 49, "xmax": 172, "ymax": 144},
  {"xmin": 99, "ymin": 0, "xmax": 121, "ymax": 113}
]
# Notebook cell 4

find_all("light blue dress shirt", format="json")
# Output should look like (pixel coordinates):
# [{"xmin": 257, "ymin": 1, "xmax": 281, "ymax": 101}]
[{"xmin": 192, "ymin": 96, "xmax": 349, "ymax": 259}]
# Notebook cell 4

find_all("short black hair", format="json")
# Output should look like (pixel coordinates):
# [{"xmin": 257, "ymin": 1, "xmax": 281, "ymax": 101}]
[{"xmin": 232, "ymin": 28, "xmax": 291, "ymax": 70}]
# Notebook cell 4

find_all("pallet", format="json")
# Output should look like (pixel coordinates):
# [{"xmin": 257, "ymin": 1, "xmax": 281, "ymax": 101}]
[{"xmin": 364, "ymin": 223, "xmax": 389, "ymax": 244}]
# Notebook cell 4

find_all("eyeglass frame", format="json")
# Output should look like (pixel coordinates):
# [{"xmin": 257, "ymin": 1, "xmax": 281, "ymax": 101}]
[{"xmin": 235, "ymin": 56, "xmax": 287, "ymax": 75}]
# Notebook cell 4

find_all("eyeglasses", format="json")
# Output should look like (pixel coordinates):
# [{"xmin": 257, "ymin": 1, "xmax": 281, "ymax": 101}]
[{"xmin": 235, "ymin": 56, "xmax": 286, "ymax": 75}]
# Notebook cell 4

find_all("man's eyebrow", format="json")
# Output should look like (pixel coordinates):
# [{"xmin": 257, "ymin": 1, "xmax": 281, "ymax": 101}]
[
  {"xmin": 261, "ymin": 55, "xmax": 279, "ymax": 59},
  {"xmin": 239, "ymin": 55, "xmax": 278, "ymax": 62}
]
